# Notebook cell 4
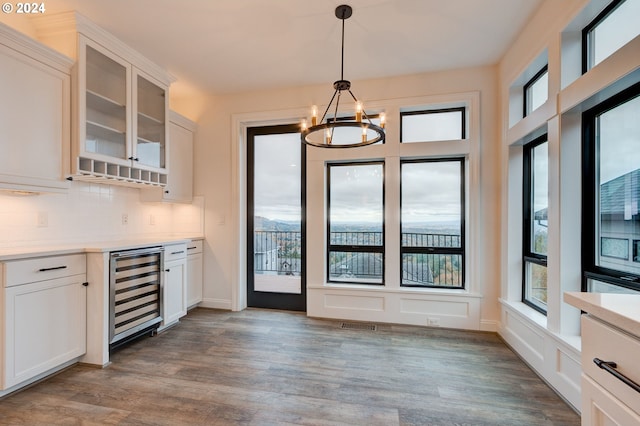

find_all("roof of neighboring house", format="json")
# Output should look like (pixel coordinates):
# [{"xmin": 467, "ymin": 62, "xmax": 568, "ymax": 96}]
[{"xmin": 600, "ymin": 169, "xmax": 640, "ymax": 216}]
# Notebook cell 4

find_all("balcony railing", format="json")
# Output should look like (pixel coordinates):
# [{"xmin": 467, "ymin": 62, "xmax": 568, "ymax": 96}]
[
  {"xmin": 254, "ymin": 231, "xmax": 301, "ymax": 275},
  {"xmin": 254, "ymin": 230, "xmax": 462, "ymax": 287}
]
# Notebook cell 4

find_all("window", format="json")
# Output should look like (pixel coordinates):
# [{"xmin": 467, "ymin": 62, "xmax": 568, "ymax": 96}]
[
  {"xmin": 400, "ymin": 159, "xmax": 465, "ymax": 288},
  {"xmin": 583, "ymin": 0, "xmax": 640, "ymax": 72},
  {"xmin": 327, "ymin": 162, "xmax": 384, "ymax": 284},
  {"xmin": 582, "ymin": 82, "xmax": 640, "ymax": 294},
  {"xmin": 523, "ymin": 66, "xmax": 548, "ymax": 117},
  {"xmin": 523, "ymin": 135, "xmax": 548, "ymax": 313},
  {"xmin": 401, "ymin": 107, "xmax": 465, "ymax": 143}
]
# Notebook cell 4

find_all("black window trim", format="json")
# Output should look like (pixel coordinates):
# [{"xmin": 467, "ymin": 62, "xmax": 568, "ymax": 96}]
[
  {"xmin": 400, "ymin": 107, "xmax": 466, "ymax": 143},
  {"xmin": 522, "ymin": 133, "xmax": 548, "ymax": 314},
  {"xmin": 581, "ymin": 80, "xmax": 640, "ymax": 292},
  {"xmin": 326, "ymin": 160, "xmax": 385, "ymax": 285},
  {"xmin": 523, "ymin": 65, "xmax": 548, "ymax": 118},
  {"xmin": 399, "ymin": 157, "xmax": 466, "ymax": 289},
  {"xmin": 581, "ymin": 0, "xmax": 626, "ymax": 74}
]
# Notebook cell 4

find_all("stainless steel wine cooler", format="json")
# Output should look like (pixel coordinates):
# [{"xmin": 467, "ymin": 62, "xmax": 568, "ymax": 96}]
[{"xmin": 109, "ymin": 247, "xmax": 164, "ymax": 350}]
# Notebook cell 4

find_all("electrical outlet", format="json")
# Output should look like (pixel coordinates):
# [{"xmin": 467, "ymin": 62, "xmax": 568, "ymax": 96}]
[
  {"xmin": 122, "ymin": 213, "xmax": 129, "ymax": 225},
  {"xmin": 427, "ymin": 317, "xmax": 440, "ymax": 327},
  {"xmin": 149, "ymin": 214, "xmax": 156, "ymax": 225},
  {"xmin": 37, "ymin": 211, "xmax": 48, "ymax": 227}
]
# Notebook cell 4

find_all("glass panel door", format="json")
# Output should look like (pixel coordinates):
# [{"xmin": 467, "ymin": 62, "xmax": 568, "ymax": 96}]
[
  {"xmin": 135, "ymin": 73, "xmax": 166, "ymax": 169},
  {"xmin": 84, "ymin": 44, "xmax": 128, "ymax": 162},
  {"xmin": 247, "ymin": 124, "xmax": 305, "ymax": 311}
]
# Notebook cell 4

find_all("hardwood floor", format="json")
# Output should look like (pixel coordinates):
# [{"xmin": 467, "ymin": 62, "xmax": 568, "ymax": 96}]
[{"xmin": 0, "ymin": 308, "xmax": 580, "ymax": 425}]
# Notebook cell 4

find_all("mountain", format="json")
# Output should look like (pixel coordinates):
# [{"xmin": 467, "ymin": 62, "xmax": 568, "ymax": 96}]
[{"xmin": 254, "ymin": 216, "xmax": 300, "ymax": 231}]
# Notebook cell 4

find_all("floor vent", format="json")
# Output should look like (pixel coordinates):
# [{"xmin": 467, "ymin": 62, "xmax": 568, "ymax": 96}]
[{"xmin": 340, "ymin": 322, "xmax": 377, "ymax": 331}]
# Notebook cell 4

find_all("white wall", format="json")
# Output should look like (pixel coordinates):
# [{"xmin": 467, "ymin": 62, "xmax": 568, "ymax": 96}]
[
  {"xmin": 0, "ymin": 183, "xmax": 204, "ymax": 248},
  {"xmin": 189, "ymin": 65, "xmax": 503, "ymax": 326}
]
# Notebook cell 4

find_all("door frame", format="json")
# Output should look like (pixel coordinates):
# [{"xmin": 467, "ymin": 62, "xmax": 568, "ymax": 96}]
[{"xmin": 246, "ymin": 123, "xmax": 307, "ymax": 311}]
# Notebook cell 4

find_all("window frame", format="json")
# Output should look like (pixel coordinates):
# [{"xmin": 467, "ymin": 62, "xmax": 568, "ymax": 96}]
[
  {"xmin": 326, "ymin": 161, "xmax": 385, "ymax": 285},
  {"xmin": 581, "ymin": 0, "xmax": 626, "ymax": 74},
  {"xmin": 581, "ymin": 81, "xmax": 640, "ymax": 293},
  {"xmin": 399, "ymin": 157, "xmax": 466, "ymax": 289},
  {"xmin": 522, "ymin": 134, "xmax": 549, "ymax": 314},
  {"xmin": 400, "ymin": 107, "xmax": 466, "ymax": 143},
  {"xmin": 523, "ymin": 65, "xmax": 548, "ymax": 118}
]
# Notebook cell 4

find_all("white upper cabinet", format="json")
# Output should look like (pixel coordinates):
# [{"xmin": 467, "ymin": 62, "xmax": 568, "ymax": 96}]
[
  {"xmin": 80, "ymin": 39, "xmax": 130, "ymax": 166},
  {"xmin": 76, "ymin": 35, "xmax": 168, "ymax": 185},
  {"xmin": 34, "ymin": 12, "xmax": 173, "ymax": 187},
  {"xmin": 134, "ymin": 70, "xmax": 167, "ymax": 171},
  {"xmin": 141, "ymin": 111, "xmax": 195, "ymax": 203},
  {"xmin": 0, "ymin": 23, "xmax": 72, "ymax": 193}
]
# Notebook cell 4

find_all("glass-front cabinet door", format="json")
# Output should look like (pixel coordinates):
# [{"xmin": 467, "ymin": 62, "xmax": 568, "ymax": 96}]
[
  {"xmin": 133, "ymin": 71, "xmax": 166, "ymax": 170},
  {"xmin": 78, "ymin": 37, "xmax": 168, "ymax": 179},
  {"xmin": 83, "ymin": 41, "xmax": 131, "ymax": 166}
]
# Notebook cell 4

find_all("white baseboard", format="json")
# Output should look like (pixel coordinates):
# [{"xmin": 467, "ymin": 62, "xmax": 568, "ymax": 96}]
[
  {"xmin": 480, "ymin": 319, "xmax": 500, "ymax": 332},
  {"xmin": 199, "ymin": 298, "xmax": 232, "ymax": 310}
]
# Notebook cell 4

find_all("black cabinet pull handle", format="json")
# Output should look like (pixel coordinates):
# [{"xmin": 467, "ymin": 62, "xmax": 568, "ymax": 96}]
[
  {"xmin": 82, "ymin": 282, "xmax": 89, "ymax": 287},
  {"xmin": 38, "ymin": 265, "xmax": 67, "ymax": 272},
  {"xmin": 188, "ymin": 246, "xmax": 197, "ymax": 250},
  {"xmin": 594, "ymin": 358, "xmax": 640, "ymax": 394},
  {"xmin": 165, "ymin": 269, "xmax": 170, "ymax": 272},
  {"xmin": 170, "ymin": 251, "xmax": 185, "ymax": 255}
]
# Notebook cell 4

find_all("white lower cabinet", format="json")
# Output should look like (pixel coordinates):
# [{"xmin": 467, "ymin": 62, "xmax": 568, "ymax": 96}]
[
  {"xmin": 581, "ymin": 314, "xmax": 640, "ymax": 426},
  {"xmin": 2, "ymin": 254, "xmax": 87, "ymax": 391},
  {"xmin": 161, "ymin": 244, "xmax": 187, "ymax": 328},
  {"xmin": 186, "ymin": 240, "xmax": 203, "ymax": 308},
  {"xmin": 582, "ymin": 375, "xmax": 640, "ymax": 426}
]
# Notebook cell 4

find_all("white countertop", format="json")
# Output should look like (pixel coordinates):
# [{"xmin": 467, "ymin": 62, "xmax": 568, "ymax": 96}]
[
  {"xmin": 565, "ymin": 292, "xmax": 640, "ymax": 337},
  {"xmin": 0, "ymin": 234, "xmax": 204, "ymax": 261}
]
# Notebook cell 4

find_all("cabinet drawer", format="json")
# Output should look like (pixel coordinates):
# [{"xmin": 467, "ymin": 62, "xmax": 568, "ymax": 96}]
[
  {"xmin": 164, "ymin": 243, "xmax": 187, "ymax": 262},
  {"xmin": 4, "ymin": 254, "xmax": 86, "ymax": 287},
  {"xmin": 186, "ymin": 240, "xmax": 203, "ymax": 255},
  {"xmin": 582, "ymin": 314, "xmax": 640, "ymax": 415}
]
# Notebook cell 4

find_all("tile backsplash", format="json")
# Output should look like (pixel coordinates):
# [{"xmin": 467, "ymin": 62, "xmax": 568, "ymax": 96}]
[{"xmin": 0, "ymin": 182, "xmax": 204, "ymax": 248}]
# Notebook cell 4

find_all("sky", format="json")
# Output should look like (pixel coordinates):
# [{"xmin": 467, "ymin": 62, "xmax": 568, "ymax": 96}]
[
  {"xmin": 599, "ymin": 94, "xmax": 640, "ymax": 184},
  {"xmin": 252, "ymin": 130, "xmax": 463, "ymax": 227},
  {"xmin": 253, "ymin": 132, "xmax": 301, "ymax": 222}
]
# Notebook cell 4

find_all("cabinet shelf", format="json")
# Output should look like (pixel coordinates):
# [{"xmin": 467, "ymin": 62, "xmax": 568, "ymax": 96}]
[
  {"xmin": 138, "ymin": 110, "xmax": 163, "ymax": 125},
  {"xmin": 87, "ymin": 90, "xmax": 125, "ymax": 116},
  {"xmin": 86, "ymin": 120, "xmax": 126, "ymax": 140},
  {"xmin": 137, "ymin": 136, "xmax": 161, "ymax": 145}
]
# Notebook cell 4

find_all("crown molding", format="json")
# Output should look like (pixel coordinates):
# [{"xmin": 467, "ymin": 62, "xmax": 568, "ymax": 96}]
[
  {"xmin": 0, "ymin": 21, "xmax": 73, "ymax": 73},
  {"xmin": 32, "ymin": 11, "xmax": 175, "ymax": 86}
]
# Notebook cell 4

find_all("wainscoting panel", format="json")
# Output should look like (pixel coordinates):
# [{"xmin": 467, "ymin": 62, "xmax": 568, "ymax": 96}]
[
  {"xmin": 502, "ymin": 307, "xmax": 545, "ymax": 365},
  {"xmin": 499, "ymin": 300, "xmax": 581, "ymax": 412},
  {"xmin": 324, "ymin": 293, "xmax": 385, "ymax": 311},
  {"xmin": 308, "ymin": 286, "xmax": 482, "ymax": 329}
]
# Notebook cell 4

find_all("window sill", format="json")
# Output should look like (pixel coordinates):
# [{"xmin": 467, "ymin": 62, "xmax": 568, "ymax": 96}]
[
  {"xmin": 500, "ymin": 298, "xmax": 547, "ymax": 328},
  {"xmin": 500, "ymin": 298, "xmax": 581, "ymax": 352}
]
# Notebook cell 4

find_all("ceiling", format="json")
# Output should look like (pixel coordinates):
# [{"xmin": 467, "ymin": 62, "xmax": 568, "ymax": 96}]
[{"xmin": 38, "ymin": 0, "xmax": 543, "ymax": 96}]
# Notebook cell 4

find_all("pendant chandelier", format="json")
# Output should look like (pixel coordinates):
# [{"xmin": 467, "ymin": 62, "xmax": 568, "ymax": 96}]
[{"xmin": 301, "ymin": 4, "xmax": 386, "ymax": 148}]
